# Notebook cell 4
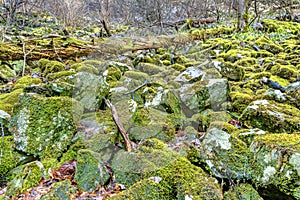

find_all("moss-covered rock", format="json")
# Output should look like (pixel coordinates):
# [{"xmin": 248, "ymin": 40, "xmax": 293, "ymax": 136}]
[
  {"xmin": 38, "ymin": 59, "xmax": 65, "ymax": 76},
  {"xmin": 240, "ymin": 100, "xmax": 300, "ymax": 133},
  {"xmin": 215, "ymin": 61, "xmax": 245, "ymax": 81},
  {"xmin": 0, "ymin": 136, "xmax": 24, "ymax": 185},
  {"xmin": 40, "ymin": 180, "xmax": 76, "ymax": 200},
  {"xmin": 230, "ymin": 92, "xmax": 253, "ymax": 113},
  {"xmin": 12, "ymin": 75, "xmax": 42, "ymax": 90},
  {"xmin": 197, "ymin": 128, "xmax": 252, "ymax": 180},
  {"xmin": 179, "ymin": 79, "xmax": 228, "ymax": 113},
  {"xmin": 0, "ymin": 64, "xmax": 16, "ymax": 83},
  {"xmin": 0, "ymin": 88, "xmax": 23, "ymax": 114},
  {"xmin": 74, "ymin": 149, "xmax": 110, "ymax": 192},
  {"xmin": 224, "ymin": 183, "xmax": 263, "ymax": 200},
  {"xmin": 255, "ymin": 37, "xmax": 284, "ymax": 54},
  {"xmin": 10, "ymin": 93, "xmax": 83, "ymax": 159},
  {"xmin": 46, "ymin": 70, "xmax": 76, "ymax": 81},
  {"xmin": 250, "ymin": 134, "xmax": 300, "ymax": 199},
  {"xmin": 270, "ymin": 64, "xmax": 299, "ymax": 82},
  {"xmin": 111, "ymin": 140, "xmax": 222, "ymax": 199},
  {"xmin": 72, "ymin": 72, "xmax": 109, "ymax": 111},
  {"xmin": 136, "ymin": 62, "xmax": 163, "ymax": 75},
  {"xmin": 5, "ymin": 161, "xmax": 44, "ymax": 198}
]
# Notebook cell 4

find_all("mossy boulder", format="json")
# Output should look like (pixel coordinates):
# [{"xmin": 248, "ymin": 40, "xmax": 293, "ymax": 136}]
[
  {"xmin": 38, "ymin": 59, "xmax": 65, "ymax": 76},
  {"xmin": 174, "ymin": 67, "xmax": 205, "ymax": 83},
  {"xmin": 46, "ymin": 70, "xmax": 76, "ymax": 81},
  {"xmin": 0, "ymin": 89, "xmax": 23, "ymax": 114},
  {"xmin": 129, "ymin": 107, "xmax": 176, "ymax": 142},
  {"xmin": 270, "ymin": 64, "xmax": 299, "ymax": 82},
  {"xmin": 240, "ymin": 100, "xmax": 300, "ymax": 133},
  {"xmin": 5, "ymin": 161, "xmax": 44, "ymax": 198},
  {"xmin": 196, "ymin": 128, "xmax": 252, "ymax": 180},
  {"xmin": 111, "ymin": 140, "xmax": 222, "ymax": 199},
  {"xmin": 0, "ymin": 136, "xmax": 24, "ymax": 185},
  {"xmin": 123, "ymin": 70, "xmax": 149, "ymax": 81},
  {"xmin": 230, "ymin": 92, "xmax": 253, "ymax": 113},
  {"xmin": 179, "ymin": 79, "xmax": 228, "ymax": 113},
  {"xmin": 285, "ymin": 81, "xmax": 300, "ymax": 108},
  {"xmin": 10, "ymin": 93, "xmax": 83, "ymax": 159},
  {"xmin": 74, "ymin": 149, "xmax": 110, "ymax": 192},
  {"xmin": 136, "ymin": 62, "xmax": 163, "ymax": 75},
  {"xmin": 0, "ymin": 64, "xmax": 16, "ymax": 82},
  {"xmin": 40, "ymin": 180, "xmax": 76, "ymax": 200},
  {"xmin": 215, "ymin": 61, "xmax": 245, "ymax": 81},
  {"xmin": 72, "ymin": 72, "xmax": 109, "ymax": 111},
  {"xmin": 12, "ymin": 75, "xmax": 42, "ymax": 90},
  {"xmin": 108, "ymin": 61, "xmax": 131, "ymax": 73},
  {"xmin": 250, "ymin": 134, "xmax": 300, "ymax": 199},
  {"xmin": 224, "ymin": 183, "xmax": 263, "ymax": 200},
  {"xmin": 255, "ymin": 37, "xmax": 284, "ymax": 54}
]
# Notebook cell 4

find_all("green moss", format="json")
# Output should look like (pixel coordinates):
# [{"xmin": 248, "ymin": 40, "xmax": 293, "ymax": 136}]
[
  {"xmin": 74, "ymin": 149, "xmax": 110, "ymax": 192},
  {"xmin": 46, "ymin": 71, "xmax": 76, "ymax": 81},
  {"xmin": 40, "ymin": 180, "xmax": 76, "ymax": 200},
  {"xmin": 106, "ymin": 66, "xmax": 122, "ymax": 86},
  {"xmin": 162, "ymin": 60, "xmax": 171, "ymax": 66},
  {"xmin": 41, "ymin": 60, "xmax": 65, "ymax": 76},
  {"xmin": 12, "ymin": 75, "xmax": 42, "ymax": 90},
  {"xmin": 269, "ymin": 75, "xmax": 290, "ymax": 87},
  {"xmin": 254, "ymin": 134, "xmax": 300, "ymax": 149},
  {"xmin": 124, "ymin": 71, "xmax": 149, "ymax": 81},
  {"xmin": 224, "ymin": 183, "xmax": 263, "ymax": 200},
  {"xmin": 0, "ymin": 136, "xmax": 23, "ymax": 183},
  {"xmin": 132, "ymin": 107, "xmax": 151, "ymax": 126},
  {"xmin": 209, "ymin": 121, "xmax": 238, "ymax": 134},
  {"xmin": 168, "ymin": 63, "xmax": 185, "ymax": 72},
  {"xmin": 218, "ymin": 50, "xmax": 252, "ymax": 63},
  {"xmin": 0, "ymin": 64, "xmax": 16, "ymax": 82},
  {"xmin": 76, "ymin": 63, "xmax": 99, "ymax": 74},
  {"xmin": 230, "ymin": 92, "xmax": 253, "ymax": 113},
  {"xmin": 255, "ymin": 37, "xmax": 284, "ymax": 54},
  {"xmin": 270, "ymin": 64, "xmax": 299, "ymax": 81},
  {"xmin": 219, "ymin": 62, "xmax": 245, "ymax": 81},
  {"xmin": 110, "ymin": 179, "xmax": 170, "ymax": 200},
  {"xmin": 136, "ymin": 62, "xmax": 163, "ymax": 75},
  {"xmin": 235, "ymin": 57, "xmax": 257, "ymax": 67},
  {"xmin": 250, "ymin": 72, "xmax": 272, "ymax": 80},
  {"xmin": 5, "ymin": 161, "xmax": 44, "ymax": 198},
  {"xmin": 250, "ymin": 133, "xmax": 300, "ymax": 198},
  {"xmin": 10, "ymin": 93, "xmax": 83, "ymax": 159},
  {"xmin": 0, "ymin": 89, "xmax": 23, "ymax": 114},
  {"xmin": 112, "ymin": 145, "xmax": 222, "ymax": 199},
  {"xmin": 240, "ymin": 100, "xmax": 300, "ymax": 133},
  {"xmin": 262, "ymin": 19, "xmax": 300, "ymax": 34}
]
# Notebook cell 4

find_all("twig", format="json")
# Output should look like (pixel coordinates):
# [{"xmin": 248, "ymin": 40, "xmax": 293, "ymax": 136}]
[
  {"xmin": 1, "ymin": 122, "xmax": 4, "ymax": 155},
  {"xmin": 125, "ymin": 80, "xmax": 148, "ymax": 100},
  {"xmin": 22, "ymin": 39, "xmax": 36, "ymax": 76},
  {"xmin": 104, "ymin": 99, "xmax": 132, "ymax": 152}
]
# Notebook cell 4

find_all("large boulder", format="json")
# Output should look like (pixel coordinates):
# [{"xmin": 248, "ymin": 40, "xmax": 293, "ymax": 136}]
[
  {"xmin": 250, "ymin": 134, "xmax": 300, "ymax": 199},
  {"xmin": 179, "ymin": 79, "xmax": 228, "ymax": 114},
  {"xmin": 10, "ymin": 93, "xmax": 83, "ymax": 159},
  {"xmin": 5, "ymin": 161, "xmax": 44, "ymax": 198},
  {"xmin": 191, "ymin": 128, "xmax": 252, "ymax": 180},
  {"xmin": 240, "ymin": 100, "xmax": 300, "ymax": 133},
  {"xmin": 74, "ymin": 149, "xmax": 110, "ymax": 192},
  {"xmin": 111, "ymin": 139, "xmax": 223, "ymax": 199}
]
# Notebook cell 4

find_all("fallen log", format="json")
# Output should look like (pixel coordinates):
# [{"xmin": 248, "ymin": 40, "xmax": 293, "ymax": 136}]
[{"xmin": 0, "ymin": 36, "xmax": 95, "ymax": 61}]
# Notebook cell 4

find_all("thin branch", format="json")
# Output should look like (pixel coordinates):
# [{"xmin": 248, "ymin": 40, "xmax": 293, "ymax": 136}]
[{"xmin": 104, "ymin": 99, "xmax": 132, "ymax": 152}]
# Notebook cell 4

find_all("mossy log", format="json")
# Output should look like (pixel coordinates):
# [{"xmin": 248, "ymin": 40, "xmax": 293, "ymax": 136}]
[{"xmin": 0, "ymin": 37, "xmax": 95, "ymax": 61}]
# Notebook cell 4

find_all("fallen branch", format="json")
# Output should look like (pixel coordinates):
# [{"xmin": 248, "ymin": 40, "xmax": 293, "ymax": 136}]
[{"xmin": 104, "ymin": 99, "xmax": 132, "ymax": 152}]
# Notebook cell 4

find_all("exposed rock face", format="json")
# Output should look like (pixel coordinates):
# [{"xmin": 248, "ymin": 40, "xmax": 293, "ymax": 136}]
[{"xmin": 10, "ymin": 93, "xmax": 83, "ymax": 159}]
